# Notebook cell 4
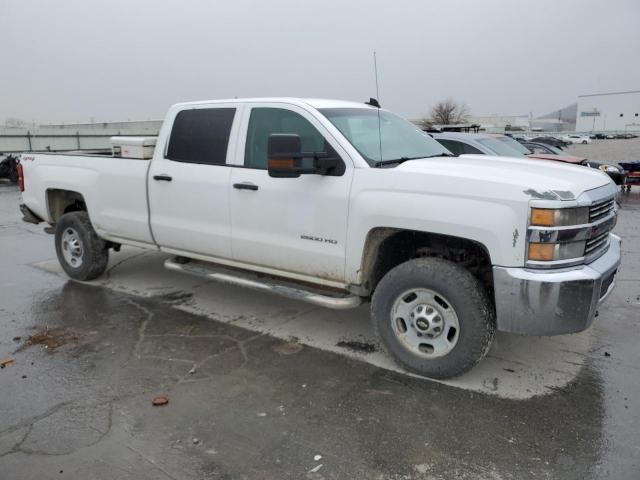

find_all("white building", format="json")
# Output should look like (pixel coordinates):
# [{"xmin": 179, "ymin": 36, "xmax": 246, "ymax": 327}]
[{"xmin": 575, "ymin": 90, "xmax": 640, "ymax": 132}]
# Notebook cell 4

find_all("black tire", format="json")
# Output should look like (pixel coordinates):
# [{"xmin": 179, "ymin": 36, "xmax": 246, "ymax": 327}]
[
  {"xmin": 371, "ymin": 257, "xmax": 495, "ymax": 379},
  {"xmin": 55, "ymin": 211, "xmax": 109, "ymax": 281}
]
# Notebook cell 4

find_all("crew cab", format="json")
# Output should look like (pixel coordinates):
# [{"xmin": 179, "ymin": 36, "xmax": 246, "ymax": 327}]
[{"xmin": 18, "ymin": 98, "xmax": 621, "ymax": 379}]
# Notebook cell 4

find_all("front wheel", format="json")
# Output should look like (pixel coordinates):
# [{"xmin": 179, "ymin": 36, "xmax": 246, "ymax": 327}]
[
  {"xmin": 371, "ymin": 258, "xmax": 495, "ymax": 379},
  {"xmin": 55, "ymin": 212, "xmax": 109, "ymax": 281}
]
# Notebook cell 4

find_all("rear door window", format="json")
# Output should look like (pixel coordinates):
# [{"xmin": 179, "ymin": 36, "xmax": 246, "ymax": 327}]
[
  {"xmin": 167, "ymin": 108, "xmax": 236, "ymax": 165},
  {"xmin": 436, "ymin": 139, "xmax": 462, "ymax": 156},
  {"xmin": 461, "ymin": 143, "xmax": 483, "ymax": 154}
]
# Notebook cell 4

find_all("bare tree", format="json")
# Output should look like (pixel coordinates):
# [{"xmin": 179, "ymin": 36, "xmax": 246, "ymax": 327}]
[
  {"xmin": 424, "ymin": 98, "xmax": 469, "ymax": 126},
  {"xmin": 5, "ymin": 117, "xmax": 27, "ymax": 128}
]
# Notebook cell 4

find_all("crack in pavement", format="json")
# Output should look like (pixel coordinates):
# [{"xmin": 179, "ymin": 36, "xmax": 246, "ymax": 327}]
[
  {"xmin": 123, "ymin": 296, "xmax": 265, "ymax": 383},
  {"xmin": 104, "ymin": 251, "xmax": 150, "ymax": 282},
  {"xmin": 17, "ymin": 402, "xmax": 114, "ymax": 457},
  {"xmin": 125, "ymin": 297, "xmax": 154, "ymax": 361},
  {"xmin": 0, "ymin": 401, "xmax": 72, "ymax": 458},
  {"xmin": 1, "ymin": 294, "xmax": 300, "ymax": 461}
]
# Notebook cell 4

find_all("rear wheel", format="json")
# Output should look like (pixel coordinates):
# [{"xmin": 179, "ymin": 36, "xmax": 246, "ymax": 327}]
[
  {"xmin": 55, "ymin": 212, "xmax": 109, "ymax": 281},
  {"xmin": 371, "ymin": 257, "xmax": 495, "ymax": 379}
]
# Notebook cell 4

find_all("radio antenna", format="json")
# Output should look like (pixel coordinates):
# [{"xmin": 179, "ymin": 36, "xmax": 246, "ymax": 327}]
[
  {"xmin": 373, "ymin": 51, "xmax": 381, "ymax": 101},
  {"xmin": 373, "ymin": 51, "xmax": 383, "ymax": 162}
]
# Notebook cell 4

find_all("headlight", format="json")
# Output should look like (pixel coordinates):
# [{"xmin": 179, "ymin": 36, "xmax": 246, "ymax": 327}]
[
  {"xmin": 599, "ymin": 164, "xmax": 621, "ymax": 173},
  {"xmin": 527, "ymin": 207, "xmax": 591, "ymax": 264},
  {"xmin": 530, "ymin": 207, "xmax": 589, "ymax": 227},
  {"xmin": 528, "ymin": 241, "xmax": 586, "ymax": 261}
]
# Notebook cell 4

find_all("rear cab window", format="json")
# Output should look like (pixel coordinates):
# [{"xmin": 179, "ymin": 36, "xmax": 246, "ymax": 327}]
[
  {"xmin": 166, "ymin": 108, "xmax": 236, "ymax": 165},
  {"xmin": 436, "ymin": 139, "xmax": 482, "ymax": 156}
]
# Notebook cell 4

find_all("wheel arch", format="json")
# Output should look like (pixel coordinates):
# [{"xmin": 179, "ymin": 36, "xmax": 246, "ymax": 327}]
[
  {"xmin": 46, "ymin": 189, "xmax": 87, "ymax": 224},
  {"xmin": 359, "ymin": 227, "xmax": 494, "ymax": 300}
]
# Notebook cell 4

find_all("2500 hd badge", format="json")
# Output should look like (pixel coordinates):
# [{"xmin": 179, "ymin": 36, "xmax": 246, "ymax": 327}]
[{"xmin": 300, "ymin": 234, "xmax": 338, "ymax": 245}]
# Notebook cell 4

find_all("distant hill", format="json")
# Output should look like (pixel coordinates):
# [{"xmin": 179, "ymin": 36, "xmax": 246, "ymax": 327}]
[{"xmin": 537, "ymin": 103, "xmax": 577, "ymax": 123}]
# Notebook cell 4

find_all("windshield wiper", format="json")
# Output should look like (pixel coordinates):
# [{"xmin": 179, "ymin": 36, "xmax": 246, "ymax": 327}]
[
  {"xmin": 373, "ymin": 156, "xmax": 419, "ymax": 167},
  {"xmin": 426, "ymin": 152, "xmax": 455, "ymax": 158},
  {"xmin": 373, "ymin": 153, "xmax": 454, "ymax": 167}
]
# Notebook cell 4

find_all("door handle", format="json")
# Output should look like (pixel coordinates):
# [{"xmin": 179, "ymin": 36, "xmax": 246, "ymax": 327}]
[
  {"xmin": 153, "ymin": 175, "xmax": 173, "ymax": 182},
  {"xmin": 233, "ymin": 182, "xmax": 258, "ymax": 191}
]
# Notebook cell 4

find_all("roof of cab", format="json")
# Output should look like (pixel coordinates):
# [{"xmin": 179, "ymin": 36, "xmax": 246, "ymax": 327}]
[{"xmin": 171, "ymin": 97, "xmax": 376, "ymax": 110}]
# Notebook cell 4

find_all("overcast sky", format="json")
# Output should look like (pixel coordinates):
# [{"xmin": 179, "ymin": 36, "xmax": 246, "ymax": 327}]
[{"xmin": 2, "ymin": 0, "xmax": 639, "ymax": 124}]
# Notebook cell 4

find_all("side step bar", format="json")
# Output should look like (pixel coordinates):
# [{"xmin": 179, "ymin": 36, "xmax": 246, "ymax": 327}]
[{"xmin": 164, "ymin": 257, "xmax": 362, "ymax": 310}]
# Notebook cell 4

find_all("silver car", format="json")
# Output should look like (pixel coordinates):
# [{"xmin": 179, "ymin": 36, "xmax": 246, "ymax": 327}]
[{"xmin": 430, "ymin": 132, "xmax": 527, "ymax": 157}]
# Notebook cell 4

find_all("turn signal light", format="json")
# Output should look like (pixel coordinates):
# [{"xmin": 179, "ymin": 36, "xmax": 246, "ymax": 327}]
[
  {"xmin": 527, "ymin": 241, "xmax": 587, "ymax": 262},
  {"xmin": 530, "ymin": 207, "xmax": 589, "ymax": 227},
  {"xmin": 17, "ymin": 163, "xmax": 24, "ymax": 192},
  {"xmin": 528, "ymin": 243, "xmax": 554, "ymax": 261},
  {"xmin": 530, "ymin": 208, "xmax": 555, "ymax": 227}
]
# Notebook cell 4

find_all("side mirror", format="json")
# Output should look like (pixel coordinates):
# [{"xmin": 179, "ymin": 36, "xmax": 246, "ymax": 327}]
[
  {"xmin": 314, "ymin": 154, "xmax": 339, "ymax": 173},
  {"xmin": 267, "ymin": 134, "xmax": 302, "ymax": 178}
]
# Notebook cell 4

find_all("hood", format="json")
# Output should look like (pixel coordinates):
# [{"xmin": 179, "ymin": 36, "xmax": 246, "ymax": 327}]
[
  {"xmin": 527, "ymin": 153, "xmax": 586, "ymax": 164},
  {"xmin": 397, "ymin": 154, "xmax": 612, "ymax": 201}
]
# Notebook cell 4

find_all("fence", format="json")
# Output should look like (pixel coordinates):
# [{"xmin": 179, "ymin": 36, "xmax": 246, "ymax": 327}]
[{"xmin": 0, "ymin": 131, "xmax": 159, "ymax": 154}]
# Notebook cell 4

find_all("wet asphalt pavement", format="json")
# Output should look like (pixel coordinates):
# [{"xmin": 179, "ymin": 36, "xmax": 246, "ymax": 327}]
[{"xmin": 1, "ymin": 172, "xmax": 639, "ymax": 479}]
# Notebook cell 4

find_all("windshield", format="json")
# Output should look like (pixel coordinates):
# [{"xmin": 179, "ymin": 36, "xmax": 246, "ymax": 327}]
[
  {"xmin": 319, "ymin": 108, "xmax": 451, "ymax": 165},
  {"xmin": 495, "ymin": 136, "xmax": 532, "ymax": 155},
  {"xmin": 544, "ymin": 144, "xmax": 565, "ymax": 155},
  {"xmin": 476, "ymin": 138, "xmax": 527, "ymax": 157}
]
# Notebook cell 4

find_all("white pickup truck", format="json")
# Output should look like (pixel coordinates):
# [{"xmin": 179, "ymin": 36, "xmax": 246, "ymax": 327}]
[{"xmin": 18, "ymin": 98, "xmax": 621, "ymax": 379}]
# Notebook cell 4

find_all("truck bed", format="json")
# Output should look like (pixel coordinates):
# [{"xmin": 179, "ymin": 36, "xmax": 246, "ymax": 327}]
[{"xmin": 20, "ymin": 151, "xmax": 154, "ymax": 245}]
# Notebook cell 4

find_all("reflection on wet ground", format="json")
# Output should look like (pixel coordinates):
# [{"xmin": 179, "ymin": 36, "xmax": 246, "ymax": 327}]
[
  {"xmin": 0, "ymin": 282, "xmax": 609, "ymax": 478},
  {"xmin": 0, "ymin": 184, "xmax": 639, "ymax": 478}
]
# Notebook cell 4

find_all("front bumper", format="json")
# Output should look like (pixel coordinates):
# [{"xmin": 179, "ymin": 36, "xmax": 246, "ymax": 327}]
[{"xmin": 493, "ymin": 233, "xmax": 621, "ymax": 335}]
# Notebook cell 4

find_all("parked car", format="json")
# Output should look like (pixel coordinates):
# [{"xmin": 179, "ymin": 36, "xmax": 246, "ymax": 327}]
[
  {"xmin": 591, "ymin": 133, "xmax": 607, "ymax": 140},
  {"xmin": 522, "ymin": 142, "xmax": 626, "ymax": 185},
  {"xmin": 568, "ymin": 135, "xmax": 592, "ymax": 144},
  {"xmin": 0, "ymin": 154, "xmax": 19, "ymax": 184},
  {"xmin": 619, "ymin": 161, "xmax": 640, "ymax": 191},
  {"xmin": 18, "ymin": 97, "xmax": 620, "ymax": 379},
  {"xmin": 433, "ymin": 133, "xmax": 546, "ymax": 157},
  {"xmin": 530, "ymin": 136, "xmax": 568, "ymax": 148},
  {"xmin": 432, "ymin": 134, "xmax": 625, "ymax": 186}
]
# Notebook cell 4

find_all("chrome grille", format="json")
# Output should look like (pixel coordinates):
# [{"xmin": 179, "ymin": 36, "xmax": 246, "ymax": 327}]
[
  {"xmin": 584, "ymin": 196, "xmax": 616, "ymax": 261},
  {"xmin": 585, "ymin": 231, "xmax": 609, "ymax": 255},
  {"xmin": 589, "ymin": 198, "xmax": 615, "ymax": 223}
]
